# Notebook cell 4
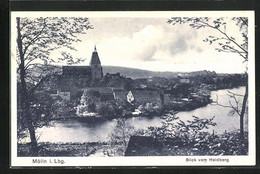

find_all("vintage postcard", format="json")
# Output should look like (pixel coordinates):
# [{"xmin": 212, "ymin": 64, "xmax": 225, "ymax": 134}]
[{"xmin": 11, "ymin": 11, "xmax": 255, "ymax": 167}]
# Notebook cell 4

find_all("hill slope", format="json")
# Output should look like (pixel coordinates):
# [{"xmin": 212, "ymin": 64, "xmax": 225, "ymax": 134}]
[
  {"xmin": 30, "ymin": 64, "xmax": 218, "ymax": 79},
  {"xmin": 102, "ymin": 66, "xmax": 179, "ymax": 79}
]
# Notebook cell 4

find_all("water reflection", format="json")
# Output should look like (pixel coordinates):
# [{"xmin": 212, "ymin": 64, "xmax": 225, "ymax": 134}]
[
  {"xmin": 176, "ymin": 87, "xmax": 248, "ymax": 134},
  {"xmin": 37, "ymin": 119, "xmax": 117, "ymax": 143}
]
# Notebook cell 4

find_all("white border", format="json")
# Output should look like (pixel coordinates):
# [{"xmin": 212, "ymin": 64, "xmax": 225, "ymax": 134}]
[{"xmin": 11, "ymin": 11, "xmax": 255, "ymax": 167}]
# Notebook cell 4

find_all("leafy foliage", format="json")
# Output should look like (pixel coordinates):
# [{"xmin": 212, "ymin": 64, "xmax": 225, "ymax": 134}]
[
  {"xmin": 141, "ymin": 112, "xmax": 247, "ymax": 155},
  {"xmin": 16, "ymin": 17, "xmax": 93, "ymax": 153},
  {"xmin": 76, "ymin": 89, "xmax": 100, "ymax": 114},
  {"xmin": 17, "ymin": 17, "xmax": 93, "ymax": 87},
  {"xmin": 51, "ymin": 97, "xmax": 72, "ymax": 118},
  {"xmin": 107, "ymin": 118, "xmax": 135, "ymax": 156},
  {"xmin": 80, "ymin": 89, "xmax": 101, "ymax": 104},
  {"xmin": 30, "ymin": 92, "xmax": 54, "ymax": 125},
  {"xmin": 17, "ymin": 91, "xmax": 64, "ymax": 142},
  {"xmin": 146, "ymin": 114, "xmax": 216, "ymax": 143},
  {"xmin": 77, "ymin": 89, "xmax": 120, "ymax": 117},
  {"xmin": 135, "ymin": 100, "xmax": 163, "ymax": 115},
  {"xmin": 96, "ymin": 101, "xmax": 118, "ymax": 117}
]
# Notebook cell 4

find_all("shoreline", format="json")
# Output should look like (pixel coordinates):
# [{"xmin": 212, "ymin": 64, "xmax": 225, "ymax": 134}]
[
  {"xmin": 52, "ymin": 97, "xmax": 212, "ymax": 121},
  {"xmin": 52, "ymin": 85, "xmax": 246, "ymax": 121}
]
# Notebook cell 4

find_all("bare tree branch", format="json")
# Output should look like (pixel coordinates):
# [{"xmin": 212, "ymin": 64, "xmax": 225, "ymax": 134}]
[{"xmin": 23, "ymin": 18, "xmax": 47, "ymax": 56}]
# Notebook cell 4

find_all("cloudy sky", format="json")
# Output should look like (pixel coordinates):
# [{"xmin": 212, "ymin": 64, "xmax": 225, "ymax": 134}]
[{"xmin": 52, "ymin": 17, "xmax": 247, "ymax": 73}]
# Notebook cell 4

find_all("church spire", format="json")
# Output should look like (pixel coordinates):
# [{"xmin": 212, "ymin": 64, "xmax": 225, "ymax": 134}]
[
  {"xmin": 90, "ymin": 45, "xmax": 101, "ymax": 65},
  {"xmin": 90, "ymin": 44, "xmax": 103, "ymax": 83}
]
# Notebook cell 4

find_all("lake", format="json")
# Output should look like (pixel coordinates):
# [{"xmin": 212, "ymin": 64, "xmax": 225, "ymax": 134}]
[{"xmin": 28, "ymin": 86, "xmax": 248, "ymax": 143}]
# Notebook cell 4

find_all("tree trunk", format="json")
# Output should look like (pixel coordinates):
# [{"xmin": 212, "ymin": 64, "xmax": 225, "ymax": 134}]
[
  {"xmin": 240, "ymin": 84, "xmax": 248, "ymax": 139},
  {"xmin": 17, "ymin": 17, "xmax": 38, "ymax": 155}
]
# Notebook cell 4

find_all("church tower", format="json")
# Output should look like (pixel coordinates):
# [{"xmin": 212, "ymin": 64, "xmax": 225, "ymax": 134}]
[{"xmin": 90, "ymin": 45, "xmax": 103, "ymax": 81}]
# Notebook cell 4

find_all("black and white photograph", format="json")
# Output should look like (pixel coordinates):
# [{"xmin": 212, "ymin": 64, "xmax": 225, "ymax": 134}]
[{"xmin": 11, "ymin": 11, "xmax": 255, "ymax": 166}]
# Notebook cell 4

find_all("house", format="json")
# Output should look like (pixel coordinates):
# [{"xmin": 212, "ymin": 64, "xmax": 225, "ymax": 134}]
[
  {"xmin": 125, "ymin": 135, "xmax": 187, "ymax": 156},
  {"xmin": 62, "ymin": 46, "xmax": 103, "ymax": 88},
  {"xmin": 57, "ymin": 91, "xmax": 70, "ymax": 101},
  {"xmin": 62, "ymin": 46, "xmax": 103, "ymax": 80},
  {"xmin": 50, "ymin": 91, "xmax": 70, "ymax": 102},
  {"xmin": 125, "ymin": 136, "xmax": 163, "ymax": 156},
  {"xmin": 163, "ymin": 94, "xmax": 171, "ymax": 105},
  {"xmin": 112, "ymin": 89, "xmax": 162, "ymax": 105},
  {"xmin": 90, "ymin": 46, "xmax": 103, "ymax": 81},
  {"xmin": 127, "ymin": 91, "xmax": 135, "ymax": 103},
  {"xmin": 180, "ymin": 78, "xmax": 190, "ymax": 84},
  {"xmin": 62, "ymin": 66, "xmax": 91, "ymax": 76},
  {"xmin": 49, "ymin": 46, "xmax": 104, "ymax": 102},
  {"xmin": 89, "ymin": 87, "xmax": 114, "ymax": 101},
  {"xmin": 126, "ymin": 90, "xmax": 162, "ymax": 104},
  {"xmin": 113, "ymin": 90, "xmax": 129, "ymax": 104}
]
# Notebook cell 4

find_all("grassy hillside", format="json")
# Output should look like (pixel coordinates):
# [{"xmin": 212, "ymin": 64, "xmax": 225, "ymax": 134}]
[{"xmin": 102, "ymin": 66, "xmax": 179, "ymax": 79}]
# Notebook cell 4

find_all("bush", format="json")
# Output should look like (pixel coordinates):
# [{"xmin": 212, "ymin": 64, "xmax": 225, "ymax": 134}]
[
  {"xmin": 107, "ymin": 118, "xmax": 135, "ymax": 156},
  {"xmin": 76, "ymin": 89, "xmax": 101, "ymax": 116},
  {"xmin": 96, "ymin": 101, "xmax": 118, "ymax": 117},
  {"xmin": 75, "ymin": 104, "xmax": 88, "ymax": 116},
  {"xmin": 135, "ymin": 101, "xmax": 163, "ymax": 115},
  {"xmin": 146, "ymin": 115, "xmax": 216, "ymax": 142},
  {"xmin": 96, "ymin": 102, "xmax": 107, "ymax": 116},
  {"xmin": 87, "ymin": 101, "xmax": 96, "ymax": 112},
  {"xmin": 142, "ymin": 113, "xmax": 248, "ymax": 155},
  {"xmin": 30, "ymin": 91, "xmax": 55, "ymax": 123},
  {"xmin": 80, "ymin": 89, "xmax": 100, "ymax": 105},
  {"xmin": 144, "ymin": 103, "xmax": 154, "ymax": 112},
  {"xmin": 52, "ymin": 99, "xmax": 70, "ymax": 117}
]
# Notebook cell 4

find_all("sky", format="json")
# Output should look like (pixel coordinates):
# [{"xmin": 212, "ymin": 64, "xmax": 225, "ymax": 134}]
[{"xmin": 50, "ymin": 17, "xmax": 247, "ymax": 73}]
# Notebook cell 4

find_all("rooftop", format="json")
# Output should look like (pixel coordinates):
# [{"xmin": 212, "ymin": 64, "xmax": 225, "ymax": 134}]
[
  {"xmin": 90, "ymin": 46, "xmax": 101, "ymax": 65},
  {"xmin": 89, "ymin": 87, "xmax": 113, "ymax": 94},
  {"xmin": 131, "ymin": 90, "xmax": 161, "ymax": 99},
  {"xmin": 62, "ymin": 66, "xmax": 91, "ymax": 76}
]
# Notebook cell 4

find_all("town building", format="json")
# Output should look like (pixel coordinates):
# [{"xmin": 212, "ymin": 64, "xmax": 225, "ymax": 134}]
[
  {"xmin": 90, "ymin": 46, "xmax": 103, "ymax": 80},
  {"xmin": 126, "ymin": 90, "xmax": 162, "ymax": 104},
  {"xmin": 62, "ymin": 45, "xmax": 103, "ymax": 83},
  {"xmin": 50, "ymin": 91, "xmax": 70, "ymax": 102},
  {"xmin": 48, "ymin": 47, "xmax": 165, "ymax": 106},
  {"xmin": 180, "ymin": 78, "xmax": 190, "ymax": 84},
  {"xmin": 79, "ymin": 88, "xmax": 163, "ymax": 105},
  {"xmin": 113, "ymin": 90, "xmax": 129, "ymax": 104},
  {"xmin": 88, "ymin": 87, "xmax": 114, "ymax": 101},
  {"xmin": 52, "ymin": 46, "xmax": 103, "ymax": 101}
]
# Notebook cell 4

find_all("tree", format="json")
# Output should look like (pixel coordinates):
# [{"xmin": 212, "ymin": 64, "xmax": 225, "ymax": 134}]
[
  {"xmin": 108, "ymin": 118, "xmax": 135, "ymax": 156},
  {"xmin": 168, "ymin": 17, "xmax": 248, "ymax": 139},
  {"xmin": 79, "ymin": 89, "xmax": 101, "ymax": 113},
  {"xmin": 16, "ymin": 17, "xmax": 93, "ymax": 154}
]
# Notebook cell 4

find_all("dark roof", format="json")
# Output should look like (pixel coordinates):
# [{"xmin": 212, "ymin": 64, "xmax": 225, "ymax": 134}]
[
  {"xmin": 100, "ymin": 94, "xmax": 114, "ymax": 101},
  {"xmin": 125, "ymin": 136, "xmax": 163, "ymax": 156},
  {"xmin": 87, "ymin": 87, "xmax": 114, "ymax": 101},
  {"xmin": 113, "ymin": 91, "xmax": 128, "ymax": 102},
  {"xmin": 113, "ymin": 90, "xmax": 161, "ymax": 102},
  {"xmin": 125, "ymin": 136, "xmax": 187, "ymax": 156},
  {"xmin": 131, "ymin": 90, "xmax": 161, "ymax": 100},
  {"xmin": 62, "ymin": 66, "xmax": 91, "ymax": 76},
  {"xmin": 90, "ymin": 52, "xmax": 101, "ymax": 65},
  {"xmin": 89, "ymin": 87, "xmax": 113, "ymax": 94}
]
